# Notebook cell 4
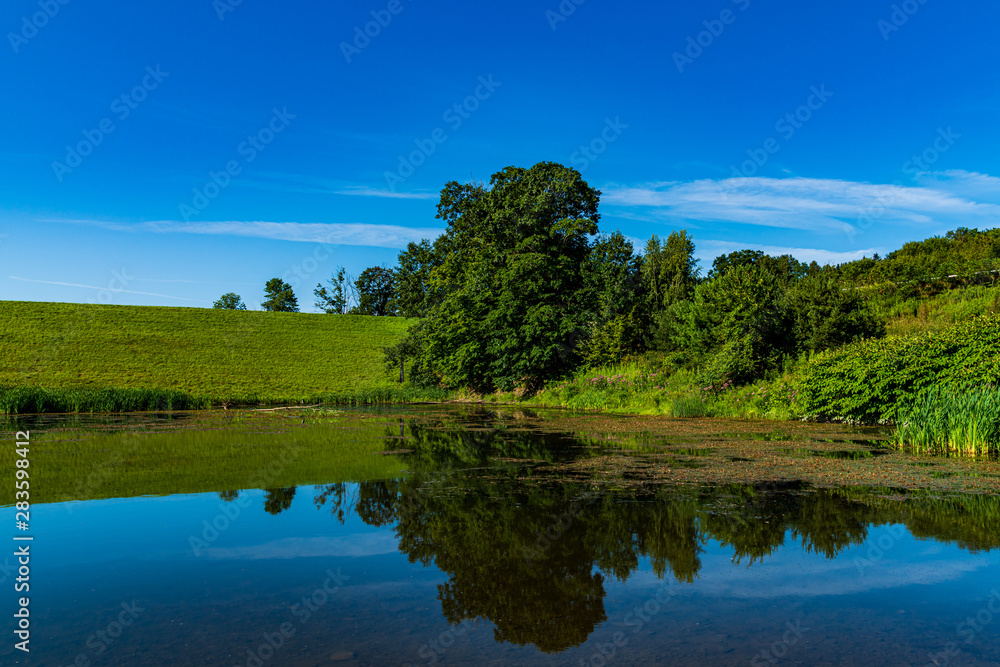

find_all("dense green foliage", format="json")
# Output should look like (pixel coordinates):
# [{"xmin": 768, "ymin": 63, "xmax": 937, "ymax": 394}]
[
  {"xmin": 262, "ymin": 277, "xmax": 299, "ymax": 312},
  {"xmin": 834, "ymin": 227, "xmax": 1000, "ymax": 286},
  {"xmin": 352, "ymin": 266, "xmax": 397, "ymax": 316},
  {"xmin": 387, "ymin": 162, "xmax": 883, "ymax": 392},
  {"xmin": 213, "ymin": 292, "xmax": 247, "ymax": 310},
  {"xmin": 0, "ymin": 301, "xmax": 428, "ymax": 411},
  {"xmin": 393, "ymin": 162, "xmax": 603, "ymax": 391},
  {"xmin": 799, "ymin": 313, "xmax": 1000, "ymax": 424}
]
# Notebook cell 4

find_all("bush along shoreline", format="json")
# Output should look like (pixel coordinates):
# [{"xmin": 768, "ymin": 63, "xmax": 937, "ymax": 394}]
[{"xmin": 508, "ymin": 313, "xmax": 1000, "ymax": 456}]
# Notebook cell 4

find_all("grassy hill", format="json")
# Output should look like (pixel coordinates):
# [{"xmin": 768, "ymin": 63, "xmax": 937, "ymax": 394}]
[{"xmin": 0, "ymin": 301, "xmax": 430, "ymax": 411}]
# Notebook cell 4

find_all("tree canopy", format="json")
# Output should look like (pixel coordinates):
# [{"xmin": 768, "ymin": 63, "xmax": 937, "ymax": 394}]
[
  {"xmin": 213, "ymin": 293, "xmax": 246, "ymax": 310},
  {"xmin": 398, "ymin": 162, "xmax": 602, "ymax": 392},
  {"xmin": 262, "ymin": 278, "xmax": 299, "ymax": 312},
  {"xmin": 383, "ymin": 161, "xmax": 893, "ymax": 391}
]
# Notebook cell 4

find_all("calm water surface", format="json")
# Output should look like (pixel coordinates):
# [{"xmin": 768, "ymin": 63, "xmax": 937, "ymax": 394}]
[{"xmin": 2, "ymin": 406, "xmax": 1000, "ymax": 666}]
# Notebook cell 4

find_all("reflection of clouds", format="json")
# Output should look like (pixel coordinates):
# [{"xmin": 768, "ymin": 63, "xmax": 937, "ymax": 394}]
[
  {"xmin": 205, "ymin": 533, "xmax": 398, "ymax": 560},
  {"xmin": 620, "ymin": 533, "xmax": 999, "ymax": 599}
]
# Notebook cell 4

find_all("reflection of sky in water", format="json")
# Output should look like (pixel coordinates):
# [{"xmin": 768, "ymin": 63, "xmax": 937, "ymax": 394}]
[{"xmin": 4, "ymin": 487, "xmax": 1000, "ymax": 666}]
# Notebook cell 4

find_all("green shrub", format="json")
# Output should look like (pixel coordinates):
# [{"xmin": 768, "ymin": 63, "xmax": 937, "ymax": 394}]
[{"xmin": 799, "ymin": 314, "xmax": 1000, "ymax": 423}]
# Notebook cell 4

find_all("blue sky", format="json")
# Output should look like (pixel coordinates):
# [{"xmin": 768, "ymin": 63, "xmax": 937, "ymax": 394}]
[{"xmin": 3, "ymin": 0, "xmax": 1000, "ymax": 310}]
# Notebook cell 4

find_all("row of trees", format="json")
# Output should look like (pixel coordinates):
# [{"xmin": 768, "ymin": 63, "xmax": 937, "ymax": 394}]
[
  {"xmin": 835, "ymin": 227, "xmax": 1000, "ymax": 286},
  {"xmin": 381, "ymin": 162, "xmax": 883, "ymax": 391},
  {"xmin": 214, "ymin": 162, "xmax": 998, "ymax": 393},
  {"xmin": 212, "ymin": 269, "xmax": 398, "ymax": 315}
]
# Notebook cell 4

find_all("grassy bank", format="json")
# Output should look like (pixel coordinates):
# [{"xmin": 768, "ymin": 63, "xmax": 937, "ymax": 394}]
[
  {"xmin": 517, "ymin": 359, "xmax": 801, "ymax": 421},
  {"xmin": 0, "ymin": 300, "xmax": 446, "ymax": 412},
  {"xmin": 515, "ymin": 313, "xmax": 1000, "ymax": 455}
]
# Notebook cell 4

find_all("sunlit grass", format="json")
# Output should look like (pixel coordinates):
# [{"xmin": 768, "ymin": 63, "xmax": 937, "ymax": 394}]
[
  {"xmin": 527, "ymin": 359, "xmax": 803, "ymax": 420},
  {"xmin": 0, "ymin": 301, "xmax": 446, "ymax": 412},
  {"xmin": 893, "ymin": 385, "xmax": 1000, "ymax": 455}
]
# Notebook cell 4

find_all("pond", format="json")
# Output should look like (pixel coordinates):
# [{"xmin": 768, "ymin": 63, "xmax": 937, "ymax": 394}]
[{"xmin": 2, "ymin": 405, "xmax": 1000, "ymax": 666}]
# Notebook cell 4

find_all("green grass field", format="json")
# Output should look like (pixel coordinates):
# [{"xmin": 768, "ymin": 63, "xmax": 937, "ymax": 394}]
[{"xmin": 0, "ymin": 301, "xmax": 431, "ymax": 411}]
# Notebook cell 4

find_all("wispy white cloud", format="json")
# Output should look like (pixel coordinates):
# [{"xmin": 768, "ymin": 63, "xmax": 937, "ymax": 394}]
[
  {"xmin": 226, "ymin": 171, "xmax": 438, "ymax": 201},
  {"xmin": 332, "ymin": 185, "xmax": 438, "ymax": 200},
  {"xmin": 602, "ymin": 174, "xmax": 1000, "ymax": 234},
  {"xmin": 7, "ymin": 276, "xmax": 210, "ymax": 304},
  {"xmin": 698, "ymin": 240, "xmax": 880, "ymax": 265},
  {"xmin": 41, "ymin": 219, "xmax": 444, "ymax": 250},
  {"xmin": 914, "ymin": 169, "xmax": 1000, "ymax": 204}
]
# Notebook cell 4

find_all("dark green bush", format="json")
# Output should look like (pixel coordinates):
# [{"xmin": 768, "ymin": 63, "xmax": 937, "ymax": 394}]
[{"xmin": 799, "ymin": 314, "xmax": 1000, "ymax": 423}]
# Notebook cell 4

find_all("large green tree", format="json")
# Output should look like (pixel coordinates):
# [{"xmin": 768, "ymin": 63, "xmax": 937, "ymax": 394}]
[
  {"xmin": 642, "ymin": 230, "xmax": 699, "ymax": 312},
  {"xmin": 579, "ymin": 231, "xmax": 644, "ymax": 367},
  {"xmin": 786, "ymin": 271, "xmax": 884, "ymax": 354},
  {"xmin": 404, "ymin": 162, "xmax": 601, "ymax": 391},
  {"xmin": 261, "ymin": 278, "xmax": 299, "ymax": 312},
  {"xmin": 352, "ymin": 266, "xmax": 397, "ymax": 316},
  {"xmin": 394, "ymin": 240, "xmax": 442, "ymax": 318}
]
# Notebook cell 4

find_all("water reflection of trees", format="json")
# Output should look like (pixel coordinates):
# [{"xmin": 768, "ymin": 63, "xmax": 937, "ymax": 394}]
[
  {"xmin": 263, "ymin": 487, "xmax": 296, "ymax": 515},
  {"xmin": 304, "ymin": 415, "xmax": 1000, "ymax": 653}
]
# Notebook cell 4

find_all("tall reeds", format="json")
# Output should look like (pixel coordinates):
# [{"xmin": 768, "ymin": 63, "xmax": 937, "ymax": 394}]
[
  {"xmin": 0, "ymin": 385, "xmax": 452, "ymax": 414},
  {"xmin": 893, "ymin": 385, "xmax": 1000, "ymax": 455}
]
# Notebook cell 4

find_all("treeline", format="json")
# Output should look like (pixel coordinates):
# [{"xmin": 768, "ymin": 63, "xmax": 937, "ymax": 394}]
[
  {"xmin": 375, "ymin": 162, "xmax": 888, "ymax": 392},
  {"xmin": 232, "ymin": 162, "xmax": 1000, "ymax": 396},
  {"xmin": 834, "ymin": 227, "xmax": 1000, "ymax": 287}
]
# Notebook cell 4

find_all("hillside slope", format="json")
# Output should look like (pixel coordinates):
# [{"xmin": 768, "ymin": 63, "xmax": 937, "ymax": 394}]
[{"xmin": 0, "ymin": 301, "xmax": 414, "ymax": 397}]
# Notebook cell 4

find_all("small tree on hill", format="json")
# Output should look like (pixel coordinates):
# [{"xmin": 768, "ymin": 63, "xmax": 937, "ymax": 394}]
[
  {"xmin": 213, "ymin": 293, "xmax": 247, "ymax": 310},
  {"xmin": 314, "ymin": 267, "xmax": 353, "ymax": 314},
  {"xmin": 262, "ymin": 278, "xmax": 299, "ymax": 312},
  {"xmin": 352, "ymin": 266, "xmax": 397, "ymax": 316}
]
